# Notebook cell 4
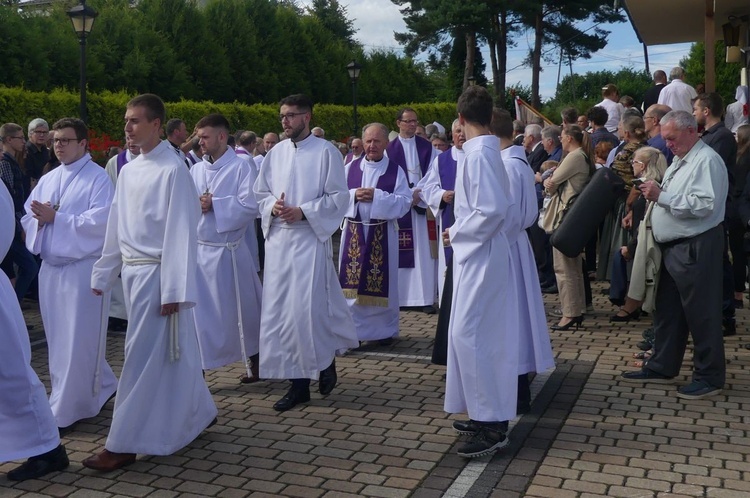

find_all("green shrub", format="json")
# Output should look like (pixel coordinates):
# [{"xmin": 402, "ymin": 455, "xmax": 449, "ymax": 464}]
[{"xmin": 0, "ymin": 86, "xmax": 458, "ymax": 143}]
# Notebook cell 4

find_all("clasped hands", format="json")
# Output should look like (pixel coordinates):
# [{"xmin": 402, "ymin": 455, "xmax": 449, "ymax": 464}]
[
  {"xmin": 355, "ymin": 187, "xmax": 374, "ymax": 203},
  {"xmin": 30, "ymin": 200, "xmax": 56, "ymax": 227},
  {"xmin": 272, "ymin": 192, "xmax": 304, "ymax": 223}
]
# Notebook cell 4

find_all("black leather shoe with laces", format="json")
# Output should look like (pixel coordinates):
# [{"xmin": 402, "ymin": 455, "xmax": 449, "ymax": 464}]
[
  {"xmin": 273, "ymin": 386, "xmax": 311, "ymax": 412},
  {"xmin": 318, "ymin": 359, "xmax": 337, "ymax": 395},
  {"xmin": 452, "ymin": 419, "xmax": 480, "ymax": 435},
  {"xmin": 457, "ymin": 423, "xmax": 509, "ymax": 458}
]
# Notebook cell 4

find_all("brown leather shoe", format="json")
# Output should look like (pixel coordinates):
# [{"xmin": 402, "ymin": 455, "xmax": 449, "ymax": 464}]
[{"xmin": 82, "ymin": 449, "xmax": 136, "ymax": 472}]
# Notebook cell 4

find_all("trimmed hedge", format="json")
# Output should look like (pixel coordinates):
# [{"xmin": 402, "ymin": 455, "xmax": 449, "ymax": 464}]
[{"xmin": 0, "ymin": 87, "xmax": 458, "ymax": 143}]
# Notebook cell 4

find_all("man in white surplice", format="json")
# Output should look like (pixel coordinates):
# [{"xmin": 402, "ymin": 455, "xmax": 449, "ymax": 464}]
[
  {"xmin": 418, "ymin": 119, "xmax": 465, "ymax": 303},
  {"xmin": 103, "ymin": 137, "xmax": 140, "ymax": 330},
  {"xmin": 1, "ymin": 182, "xmax": 70, "ymax": 482},
  {"xmin": 87, "ymin": 94, "xmax": 217, "ymax": 472},
  {"xmin": 443, "ymin": 86, "xmax": 519, "ymax": 458},
  {"xmin": 21, "ymin": 118, "xmax": 118, "ymax": 434},
  {"xmin": 255, "ymin": 94, "xmax": 358, "ymax": 412},
  {"xmin": 385, "ymin": 108, "xmax": 440, "ymax": 312},
  {"xmin": 190, "ymin": 113, "xmax": 262, "ymax": 378},
  {"xmin": 339, "ymin": 123, "xmax": 411, "ymax": 344}
]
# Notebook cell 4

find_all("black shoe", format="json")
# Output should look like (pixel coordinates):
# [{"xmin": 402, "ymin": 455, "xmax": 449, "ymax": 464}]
[
  {"xmin": 550, "ymin": 316, "xmax": 584, "ymax": 331},
  {"xmin": 378, "ymin": 337, "xmax": 395, "ymax": 346},
  {"xmin": 516, "ymin": 401, "xmax": 531, "ymax": 415},
  {"xmin": 621, "ymin": 369, "xmax": 674, "ymax": 383},
  {"xmin": 452, "ymin": 419, "xmax": 480, "ymax": 435},
  {"xmin": 610, "ymin": 308, "xmax": 641, "ymax": 323},
  {"xmin": 7, "ymin": 444, "xmax": 69, "ymax": 481},
  {"xmin": 318, "ymin": 359, "xmax": 337, "ymax": 395},
  {"xmin": 636, "ymin": 339, "xmax": 653, "ymax": 351},
  {"xmin": 273, "ymin": 386, "xmax": 311, "ymax": 412},
  {"xmin": 724, "ymin": 318, "xmax": 737, "ymax": 337},
  {"xmin": 423, "ymin": 305, "xmax": 437, "ymax": 314},
  {"xmin": 541, "ymin": 284, "xmax": 558, "ymax": 294},
  {"xmin": 734, "ymin": 299, "xmax": 744, "ymax": 309},
  {"xmin": 457, "ymin": 423, "xmax": 509, "ymax": 458}
]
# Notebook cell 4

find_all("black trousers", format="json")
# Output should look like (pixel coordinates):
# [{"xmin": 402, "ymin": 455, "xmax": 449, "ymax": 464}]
[{"xmin": 646, "ymin": 225, "xmax": 725, "ymax": 387}]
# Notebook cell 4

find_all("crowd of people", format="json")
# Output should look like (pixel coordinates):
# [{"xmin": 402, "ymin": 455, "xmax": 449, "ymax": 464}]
[{"xmin": 2, "ymin": 66, "xmax": 749, "ymax": 481}]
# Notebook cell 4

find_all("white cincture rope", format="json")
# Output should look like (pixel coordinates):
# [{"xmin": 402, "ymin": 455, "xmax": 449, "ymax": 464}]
[
  {"xmin": 199, "ymin": 239, "xmax": 252, "ymax": 379},
  {"xmin": 93, "ymin": 294, "xmax": 109, "ymax": 396},
  {"xmin": 121, "ymin": 256, "xmax": 181, "ymax": 362},
  {"xmin": 339, "ymin": 218, "xmax": 387, "ymax": 230}
]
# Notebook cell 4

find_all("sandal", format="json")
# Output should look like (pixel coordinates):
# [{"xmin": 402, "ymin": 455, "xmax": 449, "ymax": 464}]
[
  {"xmin": 631, "ymin": 359, "xmax": 645, "ymax": 368},
  {"xmin": 633, "ymin": 350, "xmax": 652, "ymax": 360}
]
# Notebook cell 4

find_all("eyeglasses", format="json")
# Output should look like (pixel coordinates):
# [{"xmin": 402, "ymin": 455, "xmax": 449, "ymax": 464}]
[
  {"xmin": 399, "ymin": 119, "xmax": 418, "ymax": 125},
  {"xmin": 53, "ymin": 137, "xmax": 80, "ymax": 146},
  {"xmin": 279, "ymin": 112, "xmax": 307, "ymax": 122},
  {"xmin": 32, "ymin": 130, "xmax": 49, "ymax": 135},
  {"xmin": 643, "ymin": 116, "xmax": 655, "ymax": 121},
  {"xmin": 630, "ymin": 159, "xmax": 645, "ymax": 165},
  {"xmin": 6, "ymin": 136, "xmax": 25, "ymax": 142}
]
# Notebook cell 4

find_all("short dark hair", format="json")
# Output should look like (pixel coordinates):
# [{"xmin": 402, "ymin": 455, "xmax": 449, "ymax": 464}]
[
  {"xmin": 165, "ymin": 118, "xmax": 185, "ymax": 136},
  {"xmin": 396, "ymin": 107, "xmax": 417, "ymax": 121},
  {"xmin": 195, "ymin": 113, "xmax": 230, "ymax": 132},
  {"xmin": 279, "ymin": 94, "xmax": 313, "ymax": 113},
  {"xmin": 586, "ymin": 106, "xmax": 609, "ymax": 127},
  {"xmin": 52, "ymin": 117, "xmax": 88, "ymax": 141},
  {"xmin": 457, "ymin": 86, "xmax": 493, "ymax": 126},
  {"xmin": 0, "ymin": 123, "xmax": 23, "ymax": 140},
  {"xmin": 490, "ymin": 108, "xmax": 513, "ymax": 139},
  {"xmin": 127, "ymin": 94, "xmax": 166, "ymax": 125},
  {"xmin": 694, "ymin": 92, "xmax": 724, "ymax": 118},
  {"xmin": 561, "ymin": 107, "xmax": 578, "ymax": 125}
]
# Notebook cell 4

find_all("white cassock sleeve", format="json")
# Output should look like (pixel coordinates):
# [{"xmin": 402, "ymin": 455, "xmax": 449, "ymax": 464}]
[
  {"xmin": 160, "ymin": 167, "xmax": 201, "ymax": 307},
  {"xmin": 210, "ymin": 165, "xmax": 258, "ymax": 234},
  {"xmin": 369, "ymin": 167, "xmax": 412, "ymax": 221},
  {"xmin": 91, "ymin": 187, "xmax": 124, "ymax": 293},
  {"xmin": 450, "ymin": 155, "xmax": 511, "ymax": 265},
  {"xmin": 417, "ymin": 156, "xmax": 446, "ymax": 218},
  {"xmin": 507, "ymin": 160, "xmax": 539, "ymax": 230},
  {"xmin": 255, "ymin": 154, "xmax": 276, "ymax": 238},
  {"xmin": 22, "ymin": 174, "xmax": 113, "ymax": 259},
  {"xmin": 299, "ymin": 147, "xmax": 350, "ymax": 242}
]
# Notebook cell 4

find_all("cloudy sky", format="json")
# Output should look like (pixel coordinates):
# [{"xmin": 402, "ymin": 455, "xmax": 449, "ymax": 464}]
[{"xmin": 304, "ymin": 0, "xmax": 694, "ymax": 100}]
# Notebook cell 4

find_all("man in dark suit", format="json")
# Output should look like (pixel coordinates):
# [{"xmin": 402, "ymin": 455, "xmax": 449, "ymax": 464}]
[
  {"xmin": 524, "ymin": 124, "xmax": 548, "ymax": 173},
  {"xmin": 642, "ymin": 70, "xmax": 667, "ymax": 112}
]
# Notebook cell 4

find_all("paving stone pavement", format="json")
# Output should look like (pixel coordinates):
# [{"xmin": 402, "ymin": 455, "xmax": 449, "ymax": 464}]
[{"xmin": 3, "ymin": 281, "xmax": 750, "ymax": 497}]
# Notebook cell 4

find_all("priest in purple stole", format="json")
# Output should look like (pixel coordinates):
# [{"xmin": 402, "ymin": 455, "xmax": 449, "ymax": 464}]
[
  {"xmin": 386, "ymin": 108, "xmax": 440, "ymax": 312},
  {"xmin": 340, "ymin": 123, "xmax": 412, "ymax": 343}
]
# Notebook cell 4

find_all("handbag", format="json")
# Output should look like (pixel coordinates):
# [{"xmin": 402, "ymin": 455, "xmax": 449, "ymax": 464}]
[{"xmin": 540, "ymin": 186, "xmax": 577, "ymax": 235}]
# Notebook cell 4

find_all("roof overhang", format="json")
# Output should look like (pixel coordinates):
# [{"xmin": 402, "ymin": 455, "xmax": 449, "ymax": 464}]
[{"xmin": 623, "ymin": 0, "xmax": 749, "ymax": 46}]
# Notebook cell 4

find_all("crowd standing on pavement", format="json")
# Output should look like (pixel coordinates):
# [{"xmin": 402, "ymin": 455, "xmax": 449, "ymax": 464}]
[{"xmin": 2, "ymin": 64, "xmax": 750, "ymax": 480}]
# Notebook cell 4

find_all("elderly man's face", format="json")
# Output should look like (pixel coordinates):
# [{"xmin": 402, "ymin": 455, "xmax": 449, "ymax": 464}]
[
  {"xmin": 542, "ymin": 136, "xmax": 555, "ymax": 154},
  {"xmin": 452, "ymin": 124, "xmax": 466, "ymax": 150},
  {"xmin": 363, "ymin": 126, "xmax": 388, "ymax": 162},
  {"xmin": 661, "ymin": 120, "xmax": 698, "ymax": 158},
  {"xmin": 29, "ymin": 125, "xmax": 49, "ymax": 147},
  {"xmin": 350, "ymin": 138, "xmax": 363, "ymax": 157},
  {"xmin": 577, "ymin": 116, "xmax": 589, "ymax": 128}
]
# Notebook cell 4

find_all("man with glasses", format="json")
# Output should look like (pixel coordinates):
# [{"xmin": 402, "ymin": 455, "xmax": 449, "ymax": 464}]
[
  {"xmin": 0, "ymin": 123, "xmax": 39, "ymax": 303},
  {"xmin": 21, "ymin": 118, "xmax": 118, "ymax": 436},
  {"xmin": 25, "ymin": 118, "xmax": 50, "ymax": 192},
  {"xmin": 254, "ymin": 94, "xmax": 357, "ymax": 412},
  {"xmin": 387, "ymin": 107, "xmax": 440, "ymax": 314}
]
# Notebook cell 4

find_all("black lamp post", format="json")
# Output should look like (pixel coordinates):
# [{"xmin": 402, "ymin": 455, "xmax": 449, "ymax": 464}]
[
  {"xmin": 346, "ymin": 60, "xmax": 362, "ymax": 136},
  {"xmin": 67, "ymin": 0, "xmax": 98, "ymax": 125}
]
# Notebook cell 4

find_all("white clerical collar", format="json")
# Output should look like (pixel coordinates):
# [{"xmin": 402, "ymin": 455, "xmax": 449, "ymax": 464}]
[
  {"xmin": 399, "ymin": 135, "xmax": 415, "ymax": 143},
  {"xmin": 61, "ymin": 152, "xmax": 92, "ymax": 170},
  {"xmin": 204, "ymin": 146, "xmax": 236, "ymax": 170},
  {"xmin": 362, "ymin": 155, "xmax": 387, "ymax": 168}
]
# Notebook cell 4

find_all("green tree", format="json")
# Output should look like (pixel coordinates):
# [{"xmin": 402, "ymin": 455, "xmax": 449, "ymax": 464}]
[
  {"xmin": 679, "ymin": 41, "xmax": 743, "ymax": 108},
  {"xmin": 307, "ymin": 0, "xmax": 356, "ymax": 46}
]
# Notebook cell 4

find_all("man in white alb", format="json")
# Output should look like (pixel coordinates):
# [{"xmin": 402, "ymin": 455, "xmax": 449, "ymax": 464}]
[
  {"xmin": 255, "ymin": 94, "xmax": 358, "ymax": 412},
  {"xmin": 386, "ymin": 108, "xmax": 440, "ymax": 313},
  {"xmin": 21, "ymin": 118, "xmax": 118, "ymax": 435},
  {"xmin": 1, "ymin": 182, "xmax": 69, "ymax": 482},
  {"xmin": 339, "ymin": 123, "xmax": 411, "ymax": 345},
  {"xmin": 190, "ymin": 113, "xmax": 262, "ymax": 380},
  {"xmin": 86, "ymin": 94, "xmax": 217, "ymax": 472}
]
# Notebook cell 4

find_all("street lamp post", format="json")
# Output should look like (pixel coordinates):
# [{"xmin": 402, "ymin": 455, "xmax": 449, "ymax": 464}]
[
  {"xmin": 67, "ymin": 0, "xmax": 98, "ymax": 125},
  {"xmin": 346, "ymin": 60, "xmax": 362, "ymax": 137}
]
